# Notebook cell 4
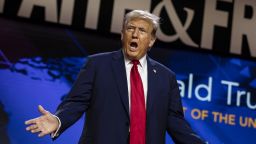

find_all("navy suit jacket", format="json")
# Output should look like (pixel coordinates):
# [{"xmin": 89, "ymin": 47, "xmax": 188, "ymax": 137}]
[{"xmin": 55, "ymin": 50, "xmax": 205, "ymax": 144}]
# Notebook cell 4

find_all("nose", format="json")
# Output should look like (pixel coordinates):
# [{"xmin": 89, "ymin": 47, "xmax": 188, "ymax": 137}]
[{"xmin": 132, "ymin": 28, "xmax": 139, "ymax": 38}]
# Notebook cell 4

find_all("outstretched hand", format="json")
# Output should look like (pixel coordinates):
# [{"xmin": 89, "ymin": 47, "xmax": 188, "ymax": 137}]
[{"xmin": 25, "ymin": 105, "xmax": 59, "ymax": 137}]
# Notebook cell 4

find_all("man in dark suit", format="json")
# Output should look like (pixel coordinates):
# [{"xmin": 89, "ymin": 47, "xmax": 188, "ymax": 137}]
[{"xmin": 25, "ymin": 10, "xmax": 205, "ymax": 144}]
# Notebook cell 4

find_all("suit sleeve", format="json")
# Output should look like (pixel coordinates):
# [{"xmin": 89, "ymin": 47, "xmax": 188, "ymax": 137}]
[
  {"xmin": 167, "ymin": 74, "xmax": 206, "ymax": 144},
  {"xmin": 53, "ymin": 57, "xmax": 95, "ymax": 138}
]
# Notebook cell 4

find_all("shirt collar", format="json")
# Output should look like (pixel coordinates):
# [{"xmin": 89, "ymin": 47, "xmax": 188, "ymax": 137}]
[{"xmin": 123, "ymin": 51, "xmax": 147, "ymax": 69}]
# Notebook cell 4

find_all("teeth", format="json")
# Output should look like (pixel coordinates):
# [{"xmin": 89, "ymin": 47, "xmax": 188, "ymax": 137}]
[{"xmin": 130, "ymin": 45, "xmax": 137, "ymax": 50}]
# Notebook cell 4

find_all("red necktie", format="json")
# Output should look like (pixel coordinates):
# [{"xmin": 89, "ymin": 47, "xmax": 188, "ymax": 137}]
[{"xmin": 130, "ymin": 60, "xmax": 146, "ymax": 144}]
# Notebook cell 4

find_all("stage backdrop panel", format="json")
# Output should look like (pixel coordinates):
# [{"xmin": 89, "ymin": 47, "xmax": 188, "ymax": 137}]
[
  {"xmin": 1, "ymin": 0, "xmax": 256, "ymax": 143},
  {"xmin": 0, "ymin": 18, "xmax": 255, "ymax": 144}
]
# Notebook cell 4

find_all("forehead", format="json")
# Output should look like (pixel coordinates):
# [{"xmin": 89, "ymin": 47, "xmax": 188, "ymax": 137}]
[{"xmin": 126, "ymin": 18, "xmax": 153, "ymax": 29}]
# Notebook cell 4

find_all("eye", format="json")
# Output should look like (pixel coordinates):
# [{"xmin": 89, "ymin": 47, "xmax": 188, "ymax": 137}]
[
  {"xmin": 139, "ymin": 28, "xmax": 145, "ymax": 32},
  {"xmin": 126, "ymin": 26, "xmax": 135, "ymax": 32},
  {"xmin": 139, "ymin": 28, "xmax": 147, "ymax": 34}
]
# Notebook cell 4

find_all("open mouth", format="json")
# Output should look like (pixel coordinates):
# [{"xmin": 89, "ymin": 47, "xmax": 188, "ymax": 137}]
[{"xmin": 129, "ymin": 42, "xmax": 138, "ymax": 50}]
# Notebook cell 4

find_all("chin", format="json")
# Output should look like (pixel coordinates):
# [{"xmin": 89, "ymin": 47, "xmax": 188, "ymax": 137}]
[{"xmin": 127, "ymin": 52, "xmax": 139, "ymax": 58}]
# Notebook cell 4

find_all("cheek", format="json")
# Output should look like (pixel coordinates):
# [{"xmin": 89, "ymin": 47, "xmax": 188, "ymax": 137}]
[
  {"xmin": 122, "ymin": 37, "xmax": 129, "ymax": 46},
  {"xmin": 142, "ymin": 39, "xmax": 152, "ymax": 48}
]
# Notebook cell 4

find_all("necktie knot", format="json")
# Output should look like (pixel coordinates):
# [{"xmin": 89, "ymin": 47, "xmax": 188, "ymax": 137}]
[{"xmin": 132, "ymin": 60, "xmax": 140, "ymax": 66}]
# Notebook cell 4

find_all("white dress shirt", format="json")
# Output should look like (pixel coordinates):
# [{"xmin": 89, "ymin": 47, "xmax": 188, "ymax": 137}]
[{"xmin": 123, "ymin": 53, "xmax": 148, "ymax": 112}]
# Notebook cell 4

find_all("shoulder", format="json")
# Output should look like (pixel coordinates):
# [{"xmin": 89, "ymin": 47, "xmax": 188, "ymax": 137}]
[
  {"xmin": 85, "ymin": 50, "xmax": 121, "ymax": 64},
  {"xmin": 81, "ymin": 50, "xmax": 120, "ymax": 69},
  {"xmin": 148, "ymin": 57, "xmax": 178, "ymax": 88},
  {"xmin": 148, "ymin": 57, "xmax": 176, "ymax": 77},
  {"xmin": 88, "ymin": 51, "xmax": 118, "ymax": 60}
]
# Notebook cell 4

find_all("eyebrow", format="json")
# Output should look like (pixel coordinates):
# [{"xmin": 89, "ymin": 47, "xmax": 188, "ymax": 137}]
[{"xmin": 127, "ymin": 24, "xmax": 147, "ymax": 30}]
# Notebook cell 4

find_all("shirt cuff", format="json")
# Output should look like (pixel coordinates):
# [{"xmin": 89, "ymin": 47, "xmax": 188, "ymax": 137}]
[{"xmin": 51, "ymin": 115, "xmax": 61, "ymax": 138}]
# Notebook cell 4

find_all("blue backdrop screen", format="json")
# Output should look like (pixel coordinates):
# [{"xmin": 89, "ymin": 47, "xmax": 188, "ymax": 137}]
[
  {"xmin": 0, "ymin": 17, "xmax": 255, "ymax": 144},
  {"xmin": 0, "ymin": 49, "xmax": 255, "ymax": 144}
]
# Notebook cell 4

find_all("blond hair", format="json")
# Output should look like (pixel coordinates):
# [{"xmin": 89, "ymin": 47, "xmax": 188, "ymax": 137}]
[{"xmin": 123, "ymin": 10, "xmax": 160, "ymax": 37}]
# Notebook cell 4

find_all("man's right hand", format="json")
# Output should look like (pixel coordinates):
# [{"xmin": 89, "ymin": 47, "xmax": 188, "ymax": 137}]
[{"xmin": 25, "ymin": 105, "xmax": 59, "ymax": 137}]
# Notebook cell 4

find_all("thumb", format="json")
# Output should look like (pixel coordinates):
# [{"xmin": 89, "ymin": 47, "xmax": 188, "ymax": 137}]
[{"xmin": 38, "ymin": 105, "xmax": 48, "ymax": 115}]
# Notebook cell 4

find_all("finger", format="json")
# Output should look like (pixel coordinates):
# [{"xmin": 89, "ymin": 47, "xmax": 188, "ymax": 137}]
[
  {"xmin": 25, "ymin": 118, "xmax": 38, "ymax": 125},
  {"xmin": 38, "ymin": 131, "xmax": 47, "ymax": 137},
  {"xmin": 38, "ymin": 105, "xmax": 48, "ymax": 115},
  {"xmin": 26, "ymin": 124, "xmax": 38, "ymax": 131},
  {"xmin": 31, "ymin": 128, "xmax": 41, "ymax": 133}
]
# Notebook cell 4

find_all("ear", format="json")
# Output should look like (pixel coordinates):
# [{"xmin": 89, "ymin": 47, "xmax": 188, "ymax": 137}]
[
  {"xmin": 149, "ymin": 36, "xmax": 156, "ymax": 47},
  {"xmin": 121, "ymin": 33, "xmax": 123, "ymax": 40},
  {"xmin": 121, "ymin": 29, "xmax": 124, "ymax": 40}
]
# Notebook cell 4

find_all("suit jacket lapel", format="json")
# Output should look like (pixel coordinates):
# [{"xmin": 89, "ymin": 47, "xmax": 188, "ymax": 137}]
[
  {"xmin": 111, "ymin": 50, "xmax": 129, "ymax": 118},
  {"xmin": 146, "ymin": 57, "xmax": 157, "ymax": 115}
]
